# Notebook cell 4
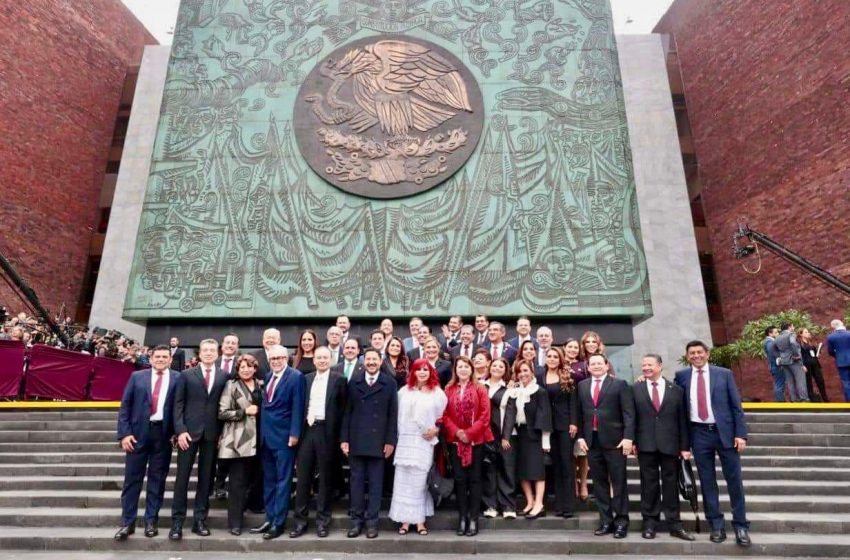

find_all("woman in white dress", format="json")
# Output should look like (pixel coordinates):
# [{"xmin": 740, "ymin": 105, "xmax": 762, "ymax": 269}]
[{"xmin": 389, "ymin": 358, "xmax": 448, "ymax": 535}]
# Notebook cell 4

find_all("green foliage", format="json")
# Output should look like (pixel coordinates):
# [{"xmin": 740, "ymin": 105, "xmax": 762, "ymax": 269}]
[
  {"xmin": 845, "ymin": 302, "xmax": 850, "ymax": 328},
  {"xmin": 737, "ymin": 309, "xmax": 825, "ymax": 359}
]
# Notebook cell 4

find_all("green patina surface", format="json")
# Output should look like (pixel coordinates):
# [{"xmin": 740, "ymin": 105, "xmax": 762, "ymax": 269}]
[{"xmin": 124, "ymin": 0, "xmax": 651, "ymax": 320}]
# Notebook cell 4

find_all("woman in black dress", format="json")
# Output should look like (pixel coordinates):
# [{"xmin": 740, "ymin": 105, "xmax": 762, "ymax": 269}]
[
  {"xmin": 798, "ymin": 327, "xmax": 829, "ymax": 401},
  {"xmin": 504, "ymin": 359, "xmax": 552, "ymax": 519},
  {"xmin": 564, "ymin": 338, "xmax": 589, "ymax": 501},
  {"xmin": 481, "ymin": 357, "xmax": 516, "ymax": 518},
  {"xmin": 291, "ymin": 329, "xmax": 317, "ymax": 374},
  {"xmin": 385, "ymin": 335, "xmax": 409, "ymax": 388},
  {"xmin": 541, "ymin": 347, "xmax": 578, "ymax": 518}
]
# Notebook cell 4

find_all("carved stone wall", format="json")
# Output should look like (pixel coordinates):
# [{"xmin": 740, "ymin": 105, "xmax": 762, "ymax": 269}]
[{"xmin": 124, "ymin": 0, "xmax": 651, "ymax": 319}]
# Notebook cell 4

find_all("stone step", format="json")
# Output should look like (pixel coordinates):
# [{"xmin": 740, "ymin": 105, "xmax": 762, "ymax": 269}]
[
  {"xmin": 747, "ymin": 423, "xmax": 850, "ymax": 434},
  {"xmin": 0, "ymin": 526, "xmax": 847, "ymax": 556},
  {"xmin": 0, "ymin": 411, "xmax": 119, "ymax": 421},
  {"xmin": 0, "ymin": 507, "xmax": 846, "ymax": 534},
  {"xmin": 744, "ymin": 412, "xmax": 850, "ymax": 423}
]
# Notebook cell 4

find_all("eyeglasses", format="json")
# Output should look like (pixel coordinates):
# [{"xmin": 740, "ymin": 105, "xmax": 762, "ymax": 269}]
[{"xmin": 269, "ymin": 356, "xmax": 286, "ymax": 361}]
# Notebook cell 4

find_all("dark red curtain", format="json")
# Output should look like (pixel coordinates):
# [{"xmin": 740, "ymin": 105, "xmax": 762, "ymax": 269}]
[
  {"xmin": 0, "ymin": 340, "xmax": 26, "ymax": 398},
  {"xmin": 25, "ymin": 345, "xmax": 93, "ymax": 401},
  {"xmin": 89, "ymin": 357, "xmax": 135, "ymax": 401}
]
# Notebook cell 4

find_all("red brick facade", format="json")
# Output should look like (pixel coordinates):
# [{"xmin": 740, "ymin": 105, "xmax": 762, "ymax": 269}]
[
  {"xmin": 656, "ymin": 0, "xmax": 850, "ymax": 400},
  {"xmin": 0, "ymin": 1, "xmax": 156, "ymax": 317}
]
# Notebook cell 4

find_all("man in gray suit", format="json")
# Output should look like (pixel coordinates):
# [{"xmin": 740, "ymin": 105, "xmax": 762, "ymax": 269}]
[
  {"xmin": 763, "ymin": 326, "xmax": 785, "ymax": 402},
  {"xmin": 774, "ymin": 322, "xmax": 809, "ymax": 402}
]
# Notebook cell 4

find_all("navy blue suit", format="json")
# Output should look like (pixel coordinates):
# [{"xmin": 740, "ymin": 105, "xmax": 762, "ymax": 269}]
[
  {"xmin": 675, "ymin": 365, "xmax": 749, "ymax": 531},
  {"xmin": 260, "ymin": 366, "xmax": 306, "ymax": 527},
  {"xmin": 827, "ymin": 329, "xmax": 850, "ymax": 401},
  {"xmin": 117, "ymin": 368, "xmax": 177, "ymax": 526},
  {"xmin": 508, "ymin": 336, "xmax": 538, "ymax": 352}
]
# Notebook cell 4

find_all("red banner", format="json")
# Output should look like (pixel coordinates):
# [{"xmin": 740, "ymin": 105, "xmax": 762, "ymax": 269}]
[
  {"xmin": 0, "ymin": 340, "xmax": 26, "ymax": 398},
  {"xmin": 25, "ymin": 345, "xmax": 94, "ymax": 401},
  {"xmin": 89, "ymin": 357, "xmax": 135, "ymax": 401}
]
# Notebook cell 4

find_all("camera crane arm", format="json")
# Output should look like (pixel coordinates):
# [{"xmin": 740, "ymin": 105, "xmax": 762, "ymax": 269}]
[
  {"xmin": 733, "ymin": 221, "xmax": 850, "ymax": 297},
  {"xmin": 0, "ymin": 249, "xmax": 69, "ymax": 345}
]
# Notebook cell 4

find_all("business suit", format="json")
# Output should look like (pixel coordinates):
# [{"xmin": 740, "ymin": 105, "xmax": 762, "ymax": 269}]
[
  {"xmin": 433, "ymin": 359, "xmax": 452, "ymax": 387},
  {"xmin": 827, "ymin": 328, "xmax": 850, "ymax": 401},
  {"xmin": 341, "ymin": 371, "xmax": 399, "ymax": 530},
  {"xmin": 675, "ymin": 365, "xmax": 749, "ymax": 532},
  {"xmin": 439, "ymin": 330, "xmax": 462, "ymax": 353},
  {"xmin": 502, "ymin": 384, "xmax": 551, "ymax": 482},
  {"xmin": 487, "ymin": 342, "xmax": 517, "ymax": 364},
  {"xmin": 774, "ymin": 330, "xmax": 808, "ymax": 401},
  {"xmin": 260, "ymin": 365, "xmax": 306, "ymax": 529},
  {"xmin": 450, "ymin": 342, "xmax": 479, "ymax": 361},
  {"xmin": 508, "ymin": 336, "xmax": 538, "ymax": 352},
  {"xmin": 171, "ymin": 364, "xmax": 228, "ymax": 526},
  {"xmin": 633, "ymin": 378, "xmax": 689, "ymax": 531},
  {"xmin": 117, "ymin": 368, "xmax": 177, "ymax": 527},
  {"xmin": 252, "ymin": 349, "xmax": 271, "ymax": 377},
  {"xmin": 538, "ymin": 373, "xmax": 578, "ymax": 516},
  {"xmin": 481, "ymin": 381, "xmax": 516, "ymax": 514},
  {"xmin": 402, "ymin": 336, "xmax": 417, "ymax": 353},
  {"xmin": 406, "ymin": 346, "xmax": 426, "ymax": 363},
  {"xmin": 293, "ymin": 369, "xmax": 347, "ymax": 530},
  {"xmin": 171, "ymin": 347, "xmax": 186, "ymax": 372},
  {"xmin": 576, "ymin": 375, "xmax": 635, "ymax": 529},
  {"xmin": 763, "ymin": 336, "xmax": 785, "ymax": 402}
]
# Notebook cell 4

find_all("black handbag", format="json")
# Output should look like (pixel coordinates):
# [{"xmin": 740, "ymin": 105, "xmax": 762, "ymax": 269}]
[
  {"xmin": 426, "ymin": 464, "xmax": 454, "ymax": 508},
  {"xmin": 678, "ymin": 457, "xmax": 701, "ymax": 533}
]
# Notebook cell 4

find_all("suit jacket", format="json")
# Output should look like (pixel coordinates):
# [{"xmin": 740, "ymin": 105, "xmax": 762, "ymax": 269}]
[
  {"xmin": 216, "ymin": 355, "xmax": 238, "ymax": 377},
  {"xmin": 508, "ymin": 336, "xmax": 538, "ymax": 352},
  {"xmin": 442, "ymin": 382, "xmax": 494, "ymax": 445},
  {"xmin": 675, "ymin": 365, "xmax": 747, "ymax": 448},
  {"xmin": 402, "ymin": 337, "xmax": 417, "ymax": 353},
  {"xmin": 302, "ymin": 370, "xmax": 347, "ymax": 442},
  {"xmin": 333, "ymin": 360, "xmax": 363, "ymax": 382},
  {"xmin": 486, "ymin": 383, "xmax": 511, "ymax": 441},
  {"xmin": 763, "ymin": 337, "xmax": 780, "ymax": 372},
  {"xmin": 439, "ymin": 331, "xmax": 462, "ymax": 353},
  {"xmin": 449, "ymin": 342, "xmax": 479, "ymax": 361},
  {"xmin": 502, "ymin": 385, "xmax": 552, "ymax": 441},
  {"xmin": 406, "ymin": 346, "xmax": 426, "ymax": 363},
  {"xmin": 251, "ymin": 349, "xmax": 271, "ymax": 376},
  {"xmin": 173, "ymin": 364, "xmax": 229, "ymax": 442},
  {"xmin": 827, "ymin": 329, "xmax": 850, "ymax": 367},
  {"xmin": 341, "ymin": 371, "xmax": 398, "ymax": 457},
  {"xmin": 633, "ymin": 378, "xmax": 689, "ymax": 456},
  {"xmin": 774, "ymin": 330, "xmax": 802, "ymax": 365},
  {"xmin": 218, "ymin": 378, "xmax": 261, "ymax": 459},
  {"xmin": 261, "ymin": 366, "xmax": 306, "ymax": 449},
  {"xmin": 487, "ymin": 343, "xmax": 517, "ymax": 364},
  {"xmin": 536, "ymin": 372, "xmax": 578, "ymax": 432},
  {"xmin": 432, "ymin": 359, "xmax": 453, "ymax": 387},
  {"xmin": 117, "ymin": 368, "xmax": 178, "ymax": 444},
  {"xmin": 474, "ymin": 331, "xmax": 490, "ymax": 348},
  {"xmin": 170, "ymin": 348, "xmax": 186, "ymax": 372},
  {"xmin": 576, "ymin": 376, "xmax": 635, "ymax": 449}
]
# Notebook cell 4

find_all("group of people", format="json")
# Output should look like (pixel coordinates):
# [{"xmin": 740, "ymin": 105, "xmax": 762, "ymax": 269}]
[
  {"xmin": 115, "ymin": 314, "xmax": 752, "ymax": 548},
  {"xmin": 764, "ymin": 319, "xmax": 850, "ymax": 402}
]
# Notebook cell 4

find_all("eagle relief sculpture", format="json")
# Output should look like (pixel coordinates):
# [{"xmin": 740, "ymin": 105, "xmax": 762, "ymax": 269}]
[{"xmin": 294, "ymin": 36, "xmax": 484, "ymax": 198}]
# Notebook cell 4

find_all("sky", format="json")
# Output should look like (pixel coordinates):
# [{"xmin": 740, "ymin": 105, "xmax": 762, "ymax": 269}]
[{"xmin": 122, "ymin": 0, "xmax": 675, "ymax": 45}]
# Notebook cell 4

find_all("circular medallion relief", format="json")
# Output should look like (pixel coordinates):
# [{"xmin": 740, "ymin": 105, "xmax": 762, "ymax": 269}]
[{"xmin": 293, "ymin": 35, "xmax": 484, "ymax": 199}]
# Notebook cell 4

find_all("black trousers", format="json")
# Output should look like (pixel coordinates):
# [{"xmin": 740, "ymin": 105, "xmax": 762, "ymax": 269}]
[
  {"xmin": 449, "ymin": 444, "xmax": 483, "ymax": 520},
  {"xmin": 481, "ymin": 437, "xmax": 517, "ymax": 513},
  {"xmin": 805, "ymin": 362, "xmax": 829, "ymax": 402},
  {"xmin": 120, "ymin": 423, "xmax": 172, "ymax": 525},
  {"xmin": 294, "ymin": 423, "xmax": 334, "ymax": 526},
  {"xmin": 349, "ymin": 455, "xmax": 385, "ymax": 528},
  {"xmin": 637, "ymin": 451, "xmax": 681, "ymax": 530},
  {"xmin": 171, "ymin": 436, "xmax": 217, "ymax": 523},
  {"xmin": 213, "ymin": 457, "xmax": 230, "ymax": 494},
  {"xmin": 588, "ymin": 433, "xmax": 629, "ymax": 527},
  {"xmin": 551, "ymin": 429, "xmax": 577, "ymax": 515},
  {"xmin": 225, "ymin": 455, "xmax": 260, "ymax": 530}
]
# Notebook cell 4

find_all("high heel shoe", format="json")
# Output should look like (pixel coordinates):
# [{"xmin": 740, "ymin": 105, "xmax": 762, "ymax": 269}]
[{"xmin": 526, "ymin": 506, "xmax": 546, "ymax": 520}]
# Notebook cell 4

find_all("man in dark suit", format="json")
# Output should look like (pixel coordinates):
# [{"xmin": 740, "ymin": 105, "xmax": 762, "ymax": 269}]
[
  {"xmin": 336, "ymin": 338, "xmax": 362, "ymax": 381},
  {"xmin": 114, "ymin": 345, "xmax": 178, "ymax": 540},
  {"xmin": 675, "ymin": 340, "xmax": 750, "ymax": 547},
  {"xmin": 337, "ymin": 314, "xmax": 363, "ymax": 352},
  {"xmin": 507, "ymin": 316, "xmax": 538, "ymax": 352},
  {"xmin": 406, "ymin": 324, "xmax": 431, "ymax": 362},
  {"xmin": 438, "ymin": 315, "xmax": 464, "ymax": 353},
  {"xmin": 326, "ymin": 326, "xmax": 344, "ymax": 365},
  {"xmin": 291, "ymin": 346, "xmax": 347, "ymax": 538},
  {"xmin": 341, "ymin": 348, "xmax": 398, "ymax": 539},
  {"xmin": 169, "ymin": 336, "xmax": 186, "ymax": 372},
  {"xmin": 576, "ymin": 353, "xmax": 634, "ymax": 539},
  {"xmin": 213, "ymin": 332, "xmax": 240, "ymax": 500},
  {"xmin": 450, "ymin": 325, "xmax": 478, "ymax": 360},
  {"xmin": 487, "ymin": 322, "xmax": 517, "ymax": 364},
  {"xmin": 251, "ymin": 344, "xmax": 306, "ymax": 539},
  {"xmin": 827, "ymin": 320, "xmax": 850, "ymax": 402},
  {"xmin": 473, "ymin": 314, "xmax": 490, "ymax": 347},
  {"xmin": 169, "ymin": 339, "xmax": 228, "ymax": 540},
  {"xmin": 252, "ymin": 328, "xmax": 281, "ymax": 375},
  {"xmin": 633, "ymin": 354, "xmax": 694, "ymax": 541}
]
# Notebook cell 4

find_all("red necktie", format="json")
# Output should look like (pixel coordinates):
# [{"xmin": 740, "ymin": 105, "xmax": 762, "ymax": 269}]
[
  {"xmin": 204, "ymin": 368, "xmax": 212, "ymax": 392},
  {"xmin": 463, "ymin": 345, "xmax": 470, "ymax": 357},
  {"xmin": 267, "ymin": 374, "xmax": 279, "ymax": 402},
  {"xmin": 697, "ymin": 368, "xmax": 709, "ymax": 421},
  {"xmin": 150, "ymin": 371, "xmax": 164, "ymax": 414},
  {"xmin": 223, "ymin": 359, "xmax": 231, "ymax": 374},
  {"xmin": 651, "ymin": 382, "xmax": 661, "ymax": 413},
  {"xmin": 492, "ymin": 346, "xmax": 500, "ymax": 359},
  {"xmin": 592, "ymin": 378, "xmax": 602, "ymax": 430}
]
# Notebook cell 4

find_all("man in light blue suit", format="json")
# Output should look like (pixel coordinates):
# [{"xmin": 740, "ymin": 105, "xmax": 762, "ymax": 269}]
[
  {"xmin": 675, "ymin": 340, "xmax": 750, "ymax": 548},
  {"xmin": 251, "ymin": 344, "xmax": 305, "ymax": 540},
  {"xmin": 827, "ymin": 320, "xmax": 850, "ymax": 402}
]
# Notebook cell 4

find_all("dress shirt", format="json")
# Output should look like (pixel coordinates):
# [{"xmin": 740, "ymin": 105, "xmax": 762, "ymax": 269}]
[
  {"xmin": 516, "ymin": 335, "xmax": 531, "ymax": 345},
  {"xmin": 221, "ymin": 355, "xmax": 235, "ymax": 375},
  {"xmin": 202, "ymin": 364, "xmax": 216, "ymax": 393},
  {"xmin": 646, "ymin": 377, "xmax": 666, "ymax": 403},
  {"xmin": 365, "ymin": 372, "xmax": 379, "ymax": 386},
  {"xmin": 149, "ymin": 369, "xmax": 170, "ymax": 421},
  {"xmin": 537, "ymin": 347, "xmax": 550, "ymax": 367},
  {"xmin": 307, "ymin": 370, "xmax": 329, "ymax": 425},
  {"xmin": 329, "ymin": 346, "xmax": 341, "ymax": 364},
  {"xmin": 343, "ymin": 360, "xmax": 357, "ymax": 380},
  {"xmin": 458, "ymin": 343, "xmax": 474, "ymax": 358},
  {"xmin": 689, "ymin": 366, "xmax": 715, "ymax": 423},
  {"xmin": 490, "ymin": 342, "xmax": 504, "ymax": 358},
  {"xmin": 475, "ymin": 331, "xmax": 487, "ymax": 345}
]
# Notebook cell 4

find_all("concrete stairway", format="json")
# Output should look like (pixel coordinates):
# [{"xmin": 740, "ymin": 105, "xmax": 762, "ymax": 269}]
[{"xmin": 0, "ymin": 409, "xmax": 848, "ymax": 556}]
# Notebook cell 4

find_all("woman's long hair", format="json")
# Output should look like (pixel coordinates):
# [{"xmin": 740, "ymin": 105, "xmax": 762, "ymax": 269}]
[
  {"xmin": 292, "ymin": 329, "xmax": 317, "ymax": 368},
  {"xmin": 518, "ymin": 339, "xmax": 538, "ymax": 363},
  {"xmin": 579, "ymin": 330, "xmax": 606, "ymax": 361},
  {"xmin": 545, "ymin": 346, "xmax": 575, "ymax": 393},
  {"xmin": 406, "ymin": 358, "xmax": 440, "ymax": 390},
  {"xmin": 387, "ymin": 335, "xmax": 409, "ymax": 375},
  {"xmin": 446, "ymin": 355, "xmax": 475, "ymax": 388}
]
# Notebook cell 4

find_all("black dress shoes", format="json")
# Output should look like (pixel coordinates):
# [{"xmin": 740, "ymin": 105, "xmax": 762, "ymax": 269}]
[
  {"xmin": 168, "ymin": 522, "xmax": 182, "ymax": 541},
  {"xmin": 456, "ymin": 517, "xmax": 468, "ymax": 536},
  {"xmin": 144, "ymin": 521, "xmax": 158, "ymax": 538},
  {"xmin": 229, "ymin": 528, "xmax": 242, "ymax": 536},
  {"xmin": 317, "ymin": 525, "xmax": 329, "ymax": 538},
  {"xmin": 735, "ymin": 527, "xmax": 752, "ymax": 547},
  {"xmin": 347, "ymin": 525, "xmax": 362, "ymax": 538},
  {"xmin": 613, "ymin": 525, "xmax": 628, "ymax": 539},
  {"xmin": 641, "ymin": 528, "xmax": 656, "ymax": 539},
  {"xmin": 366, "ymin": 526, "xmax": 379, "ymax": 539},
  {"xmin": 466, "ymin": 518, "xmax": 478, "ymax": 537},
  {"xmin": 250, "ymin": 521, "xmax": 271, "ymax": 534},
  {"xmin": 114, "ymin": 525, "xmax": 135, "ymax": 541},
  {"xmin": 670, "ymin": 528, "xmax": 696, "ymax": 541},
  {"xmin": 192, "ymin": 519, "xmax": 211, "ymax": 537},
  {"xmin": 710, "ymin": 528, "xmax": 727, "ymax": 543},
  {"xmin": 594, "ymin": 523, "xmax": 614, "ymax": 536},
  {"xmin": 561, "ymin": 512, "xmax": 575, "ymax": 519},
  {"xmin": 289, "ymin": 523, "xmax": 308, "ymax": 538},
  {"xmin": 263, "ymin": 525, "xmax": 284, "ymax": 540}
]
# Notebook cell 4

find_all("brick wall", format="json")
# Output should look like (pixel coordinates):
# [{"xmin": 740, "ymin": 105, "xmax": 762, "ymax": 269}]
[
  {"xmin": 0, "ymin": 1, "xmax": 156, "ymax": 318},
  {"xmin": 655, "ymin": 0, "xmax": 850, "ymax": 401}
]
